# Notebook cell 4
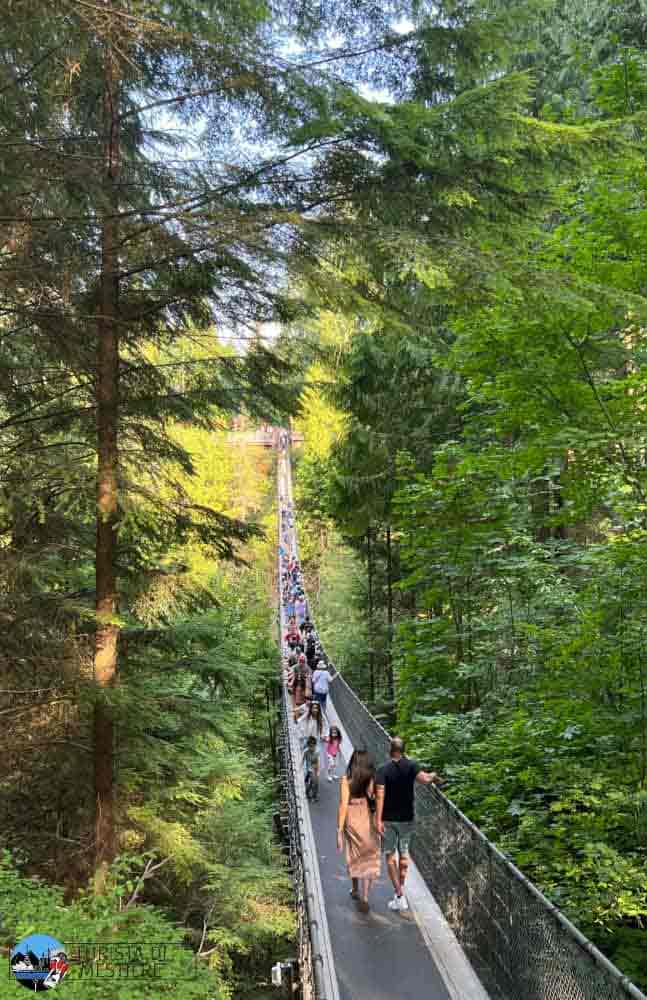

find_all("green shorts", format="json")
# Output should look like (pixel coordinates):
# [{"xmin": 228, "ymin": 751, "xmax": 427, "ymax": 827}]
[{"xmin": 382, "ymin": 820, "xmax": 415, "ymax": 856}]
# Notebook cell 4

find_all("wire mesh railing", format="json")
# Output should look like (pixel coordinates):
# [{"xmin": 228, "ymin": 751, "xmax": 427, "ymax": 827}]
[
  {"xmin": 277, "ymin": 680, "xmax": 339, "ymax": 1000},
  {"xmin": 276, "ymin": 450, "xmax": 339, "ymax": 1000},
  {"xmin": 326, "ymin": 673, "xmax": 647, "ymax": 1000},
  {"xmin": 280, "ymin": 440, "xmax": 647, "ymax": 1000},
  {"xmin": 276, "ymin": 687, "xmax": 316, "ymax": 1000}
]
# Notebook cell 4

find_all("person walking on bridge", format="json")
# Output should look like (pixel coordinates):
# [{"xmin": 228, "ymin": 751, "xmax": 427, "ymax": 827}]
[
  {"xmin": 295, "ymin": 699, "xmax": 323, "ymax": 751},
  {"xmin": 337, "ymin": 749, "xmax": 380, "ymax": 913},
  {"xmin": 311, "ymin": 659, "xmax": 332, "ymax": 716},
  {"xmin": 289, "ymin": 660, "xmax": 308, "ymax": 712},
  {"xmin": 375, "ymin": 737, "xmax": 441, "ymax": 912},
  {"xmin": 295, "ymin": 593, "xmax": 307, "ymax": 627},
  {"xmin": 304, "ymin": 628, "xmax": 317, "ymax": 670}
]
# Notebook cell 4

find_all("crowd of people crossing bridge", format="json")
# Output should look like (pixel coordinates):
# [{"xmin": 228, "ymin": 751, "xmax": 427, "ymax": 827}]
[{"xmin": 279, "ymin": 489, "xmax": 443, "ymax": 915}]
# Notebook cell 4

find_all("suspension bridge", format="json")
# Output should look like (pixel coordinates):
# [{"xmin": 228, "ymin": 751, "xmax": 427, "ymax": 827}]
[{"xmin": 274, "ymin": 441, "xmax": 646, "ymax": 1000}]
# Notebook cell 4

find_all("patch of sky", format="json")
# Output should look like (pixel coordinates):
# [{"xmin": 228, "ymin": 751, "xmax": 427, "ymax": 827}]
[
  {"xmin": 393, "ymin": 16, "xmax": 415, "ymax": 34},
  {"xmin": 358, "ymin": 83, "xmax": 395, "ymax": 103},
  {"xmin": 128, "ymin": 10, "xmax": 422, "ymax": 344}
]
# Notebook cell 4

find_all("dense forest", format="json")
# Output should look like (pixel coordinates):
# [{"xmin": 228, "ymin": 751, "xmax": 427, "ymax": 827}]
[
  {"xmin": 291, "ymin": 2, "xmax": 647, "ymax": 989},
  {"xmin": 2, "ymin": 0, "xmax": 647, "ymax": 995}
]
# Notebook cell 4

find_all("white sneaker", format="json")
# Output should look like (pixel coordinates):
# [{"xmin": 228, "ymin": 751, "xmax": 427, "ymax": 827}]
[
  {"xmin": 399, "ymin": 894, "xmax": 409, "ymax": 911},
  {"xmin": 327, "ymin": 774, "xmax": 333, "ymax": 782},
  {"xmin": 388, "ymin": 895, "xmax": 408, "ymax": 912}
]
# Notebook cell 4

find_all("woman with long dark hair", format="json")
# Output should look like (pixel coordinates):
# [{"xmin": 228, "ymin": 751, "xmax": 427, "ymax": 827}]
[
  {"xmin": 295, "ymin": 699, "xmax": 323, "ymax": 749},
  {"xmin": 290, "ymin": 662, "xmax": 308, "ymax": 711},
  {"xmin": 336, "ymin": 749, "xmax": 380, "ymax": 912}
]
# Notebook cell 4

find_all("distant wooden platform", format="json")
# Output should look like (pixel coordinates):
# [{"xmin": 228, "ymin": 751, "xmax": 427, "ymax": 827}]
[{"xmin": 228, "ymin": 429, "xmax": 304, "ymax": 448}]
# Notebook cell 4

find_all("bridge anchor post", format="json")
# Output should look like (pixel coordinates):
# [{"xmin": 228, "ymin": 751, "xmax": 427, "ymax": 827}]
[{"xmin": 271, "ymin": 958, "xmax": 299, "ymax": 996}]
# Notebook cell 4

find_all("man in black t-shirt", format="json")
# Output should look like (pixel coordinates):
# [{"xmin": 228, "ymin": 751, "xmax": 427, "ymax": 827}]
[
  {"xmin": 305, "ymin": 632, "xmax": 317, "ymax": 669},
  {"xmin": 375, "ymin": 737, "xmax": 440, "ymax": 912}
]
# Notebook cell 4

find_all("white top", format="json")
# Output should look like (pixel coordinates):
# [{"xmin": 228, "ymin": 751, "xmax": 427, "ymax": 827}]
[
  {"xmin": 296, "ymin": 707, "xmax": 323, "ymax": 743},
  {"xmin": 312, "ymin": 668, "xmax": 330, "ymax": 695}
]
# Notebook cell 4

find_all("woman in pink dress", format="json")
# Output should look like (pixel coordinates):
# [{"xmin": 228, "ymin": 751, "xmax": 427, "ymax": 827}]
[{"xmin": 336, "ymin": 750, "xmax": 380, "ymax": 912}]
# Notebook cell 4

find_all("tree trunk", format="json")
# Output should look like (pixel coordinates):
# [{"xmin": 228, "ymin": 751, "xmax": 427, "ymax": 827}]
[
  {"xmin": 367, "ymin": 525, "xmax": 375, "ymax": 703},
  {"xmin": 553, "ymin": 464, "xmax": 567, "ymax": 540},
  {"xmin": 530, "ymin": 470, "xmax": 551, "ymax": 542},
  {"xmin": 93, "ymin": 41, "xmax": 121, "ymax": 875}
]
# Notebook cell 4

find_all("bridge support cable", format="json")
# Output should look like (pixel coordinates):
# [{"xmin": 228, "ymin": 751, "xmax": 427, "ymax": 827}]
[
  {"xmin": 276, "ymin": 449, "xmax": 340, "ymax": 1000},
  {"xmin": 280, "ymin": 441, "xmax": 647, "ymax": 1000}
]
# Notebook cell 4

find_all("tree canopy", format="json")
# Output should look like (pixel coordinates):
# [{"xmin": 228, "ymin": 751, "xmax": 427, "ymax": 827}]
[{"xmin": 3, "ymin": 0, "xmax": 647, "ymax": 994}]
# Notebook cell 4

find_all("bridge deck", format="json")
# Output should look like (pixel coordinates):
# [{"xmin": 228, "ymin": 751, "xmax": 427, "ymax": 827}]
[
  {"xmin": 279, "ymin": 442, "xmax": 647, "ymax": 1000},
  {"xmin": 307, "ymin": 706, "xmax": 452, "ymax": 1000}
]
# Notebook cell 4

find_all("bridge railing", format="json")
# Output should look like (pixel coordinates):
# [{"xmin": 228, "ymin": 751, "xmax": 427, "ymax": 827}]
[
  {"xmin": 325, "ymin": 670, "xmax": 646, "ymax": 1000},
  {"xmin": 276, "ymin": 679, "xmax": 339, "ymax": 1000},
  {"xmin": 276, "ymin": 452, "xmax": 339, "ymax": 1000},
  {"xmin": 281, "ymin": 443, "xmax": 647, "ymax": 1000}
]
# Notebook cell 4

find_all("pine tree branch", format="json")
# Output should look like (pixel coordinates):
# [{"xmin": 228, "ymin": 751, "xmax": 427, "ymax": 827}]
[
  {"xmin": 0, "ymin": 381, "xmax": 92, "ymax": 432},
  {"xmin": 0, "ymin": 43, "xmax": 66, "ymax": 95},
  {"xmin": 123, "ymin": 857, "xmax": 172, "ymax": 911}
]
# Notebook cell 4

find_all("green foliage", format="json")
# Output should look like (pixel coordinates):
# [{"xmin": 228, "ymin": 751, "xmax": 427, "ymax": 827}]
[
  {"xmin": 288, "ymin": 1, "xmax": 647, "ymax": 990},
  {"xmin": 6, "ymin": 0, "xmax": 647, "ymax": 993},
  {"xmin": 0, "ymin": 418, "xmax": 292, "ymax": 997},
  {"xmin": 297, "ymin": 516, "xmax": 370, "ymax": 690},
  {"xmin": 0, "ymin": 851, "xmax": 223, "ymax": 998}
]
